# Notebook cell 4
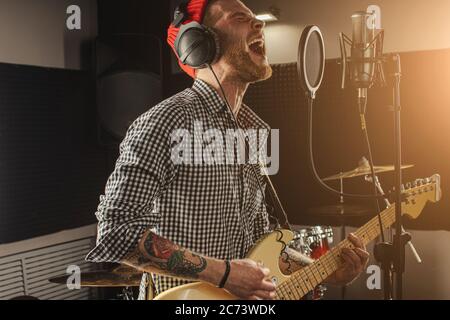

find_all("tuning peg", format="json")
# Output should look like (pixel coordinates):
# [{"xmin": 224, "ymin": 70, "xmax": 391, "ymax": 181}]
[
  {"xmin": 406, "ymin": 182, "xmax": 412, "ymax": 189},
  {"xmin": 424, "ymin": 177, "xmax": 431, "ymax": 184},
  {"xmin": 415, "ymin": 179, "xmax": 423, "ymax": 186}
]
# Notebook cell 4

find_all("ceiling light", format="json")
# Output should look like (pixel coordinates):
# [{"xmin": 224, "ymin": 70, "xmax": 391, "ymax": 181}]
[{"xmin": 255, "ymin": 12, "xmax": 278, "ymax": 22}]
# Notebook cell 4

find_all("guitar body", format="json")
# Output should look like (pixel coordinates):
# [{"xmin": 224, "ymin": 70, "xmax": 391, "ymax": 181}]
[{"xmin": 154, "ymin": 229, "xmax": 294, "ymax": 300}]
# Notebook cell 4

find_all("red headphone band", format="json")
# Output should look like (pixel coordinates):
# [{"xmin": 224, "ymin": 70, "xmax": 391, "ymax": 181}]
[{"xmin": 167, "ymin": 0, "xmax": 210, "ymax": 78}]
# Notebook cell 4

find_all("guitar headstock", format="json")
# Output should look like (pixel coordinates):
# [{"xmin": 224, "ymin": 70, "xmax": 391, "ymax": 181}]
[{"xmin": 402, "ymin": 174, "xmax": 442, "ymax": 219}]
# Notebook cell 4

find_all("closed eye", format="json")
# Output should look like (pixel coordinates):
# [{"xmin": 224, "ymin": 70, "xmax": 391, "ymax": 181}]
[{"xmin": 230, "ymin": 11, "xmax": 253, "ymax": 22}]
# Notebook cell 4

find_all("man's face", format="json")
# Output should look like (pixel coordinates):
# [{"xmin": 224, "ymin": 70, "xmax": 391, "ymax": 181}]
[{"xmin": 210, "ymin": 0, "xmax": 272, "ymax": 83}]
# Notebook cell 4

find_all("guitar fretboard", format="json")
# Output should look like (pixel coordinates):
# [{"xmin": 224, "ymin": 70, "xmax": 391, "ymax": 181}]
[{"xmin": 276, "ymin": 205, "xmax": 396, "ymax": 300}]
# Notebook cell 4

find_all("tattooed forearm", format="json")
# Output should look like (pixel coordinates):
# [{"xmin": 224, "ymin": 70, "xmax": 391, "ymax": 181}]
[
  {"xmin": 123, "ymin": 230, "xmax": 208, "ymax": 280},
  {"xmin": 279, "ymin": 247, "xmax": 314, "ymax": 275}
]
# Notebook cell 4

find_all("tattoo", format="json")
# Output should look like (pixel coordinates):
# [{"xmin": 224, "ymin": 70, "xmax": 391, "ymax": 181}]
[
  {"xmin": 280, "ymin": 247, "xmax": 314, "ymax": 275},
  {"xmin": 124, "ymin": 231, "xmax": 207, "ymax": 280}
]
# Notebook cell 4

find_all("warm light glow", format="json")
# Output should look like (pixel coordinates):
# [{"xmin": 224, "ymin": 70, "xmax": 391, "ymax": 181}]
[{"xmin": 255, "ymin": 13, "xmax": 278, "ymax": 22}]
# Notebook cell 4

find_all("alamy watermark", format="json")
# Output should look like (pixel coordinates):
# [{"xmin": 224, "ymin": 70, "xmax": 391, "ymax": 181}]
[
  {"xmin": 170, "ymin": 121, "xmax": 280, "ymax": 175},
  {"xmin": 366, "ymin": 264, "xmax": 382, "ymax": 290},
  {"xmin": 65, "ymin": 265, "xmax": 81, "ymax": 290},
  {"xmin": 66, "ymin": 5, "xmax": 81, "ymax": 30},
  {"xmin": 367, "ymin": 5, "xmax": 382, "ymax": 30}
]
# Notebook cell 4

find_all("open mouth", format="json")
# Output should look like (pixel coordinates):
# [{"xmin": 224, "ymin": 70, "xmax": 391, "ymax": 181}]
[{"xmin": 248, "ymin": 38, "xmax": 265, "ymax": 57}]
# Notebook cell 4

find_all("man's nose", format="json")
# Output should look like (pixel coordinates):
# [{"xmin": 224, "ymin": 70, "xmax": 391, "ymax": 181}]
[{"xmin": 252, "ymin": 18, "xmax": 266, "ymax": 30}]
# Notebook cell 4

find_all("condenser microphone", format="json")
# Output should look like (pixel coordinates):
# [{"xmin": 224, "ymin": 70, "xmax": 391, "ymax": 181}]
[
  {"xmin": 351, "ymin": 12, "xmax": 376, "ymax": 98},
  {"xmin": 339, "ymin": 11, "xmax": 386, "ymax": 99}
]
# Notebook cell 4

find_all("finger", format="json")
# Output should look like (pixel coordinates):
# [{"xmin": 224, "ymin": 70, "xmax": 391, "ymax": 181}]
[
  {"xmin": 253, "ymin": 290, "xmax": 276, "ymax": 300},
  {"xmin": 257, "ymin": 279, "xmax": 276, "ymax": 292},
  {"xmin": 348, "ymin": 233, "xmax": 365, "ymax": 249},
  {"xmin": 340, "ymin": 251, "xmax": 355, "ymax": 269},
  {"xmin": 261, "ymin": 267, "xmax": 271, "ymax": 277},
  {"xmin": 342, "ymin": 249, "xmax": 361, "ymax": 269},
  {"xmin": 355, "ymin": 247, "xmax": 370, "ymax": 265}
]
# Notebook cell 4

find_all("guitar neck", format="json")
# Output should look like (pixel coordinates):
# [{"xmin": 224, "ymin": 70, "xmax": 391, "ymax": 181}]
[{"xmin": 276, "ymin": 205, "xmax": 396, "ymax": 300}]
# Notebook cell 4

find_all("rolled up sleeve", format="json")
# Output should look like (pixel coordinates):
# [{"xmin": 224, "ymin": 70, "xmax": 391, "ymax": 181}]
[{"xmin": 86, "ymin": 104, "xmax": 185, "ymax": 263}]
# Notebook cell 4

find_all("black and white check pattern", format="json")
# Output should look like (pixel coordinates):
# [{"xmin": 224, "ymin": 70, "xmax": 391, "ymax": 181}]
[{"xmin": 86, "ymin": 79, "xmax": 271, "ymax": 299}]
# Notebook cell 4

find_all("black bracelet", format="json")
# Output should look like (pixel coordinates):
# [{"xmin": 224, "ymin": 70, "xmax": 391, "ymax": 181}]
[{"xmin": 218, "ymin": 260, "xmax": 231, "ymax": 288}]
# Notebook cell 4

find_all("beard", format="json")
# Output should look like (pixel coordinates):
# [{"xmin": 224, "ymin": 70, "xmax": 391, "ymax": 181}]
[{"xmin": 220, "ymin": 35, "xmax": 273, "ymax": 83}]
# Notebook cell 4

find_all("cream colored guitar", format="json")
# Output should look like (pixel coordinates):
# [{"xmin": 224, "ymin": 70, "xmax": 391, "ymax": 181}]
[{"xmin": 155, "ymin": 174, "xmax": 441, "ymax": 300}]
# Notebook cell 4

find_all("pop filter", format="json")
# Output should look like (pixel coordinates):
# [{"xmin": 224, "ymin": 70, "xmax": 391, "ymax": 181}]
[{"xmin": 297, "ymin": 25, "xmax": 325, "ymax": 99}]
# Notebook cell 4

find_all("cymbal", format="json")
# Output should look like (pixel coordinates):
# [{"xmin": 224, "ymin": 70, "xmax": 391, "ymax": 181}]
[
  {"xmin": 323, "ymin": 164, "xmax": 414, "ymax": 181},
  {"xmin": 48, "ymin": 267, "xmax": 143, "ymax": 287}
]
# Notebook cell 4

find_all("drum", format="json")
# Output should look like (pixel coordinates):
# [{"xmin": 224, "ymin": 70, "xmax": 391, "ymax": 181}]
[{"xmin": 290, "ymin": 226, "xmax": 334, "ymax": 300}]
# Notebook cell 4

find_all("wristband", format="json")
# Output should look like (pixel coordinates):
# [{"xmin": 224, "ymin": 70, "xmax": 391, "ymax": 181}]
[{"xmin": 218, "ymin": 260, "xmax": 231, "ymax": 288}]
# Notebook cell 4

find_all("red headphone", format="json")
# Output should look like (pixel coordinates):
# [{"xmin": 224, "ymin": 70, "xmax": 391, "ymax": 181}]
[{"xmin": 167, "ymin": 0, "xmax": 210, "ymax": 78}]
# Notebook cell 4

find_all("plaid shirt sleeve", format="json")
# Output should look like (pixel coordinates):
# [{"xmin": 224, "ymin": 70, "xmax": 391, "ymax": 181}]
[{"xmin": 86, "ymin": 103, "xmax": 186, "ymax": 263}]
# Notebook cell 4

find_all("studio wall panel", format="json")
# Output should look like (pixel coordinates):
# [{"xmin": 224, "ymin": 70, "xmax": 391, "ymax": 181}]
[{"xmin": 0, "ymin": 63, "xmax": 109, "ymax": 244}]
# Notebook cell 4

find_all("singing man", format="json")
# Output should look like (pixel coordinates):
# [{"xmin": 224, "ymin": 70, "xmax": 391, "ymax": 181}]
[{"xmin": 86, "ymin": 0, "xmax": 369, "ymax": 300}]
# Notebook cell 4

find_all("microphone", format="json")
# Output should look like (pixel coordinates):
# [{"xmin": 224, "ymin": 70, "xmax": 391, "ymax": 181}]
[{"xmin": 339, "ymin": 11, "xmax": 386, "ymax": 100}]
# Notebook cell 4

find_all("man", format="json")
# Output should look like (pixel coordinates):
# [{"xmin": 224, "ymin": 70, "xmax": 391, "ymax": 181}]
[{"xmin": 86, "ymin": 0, "xmax": 369, "ymax": 300}]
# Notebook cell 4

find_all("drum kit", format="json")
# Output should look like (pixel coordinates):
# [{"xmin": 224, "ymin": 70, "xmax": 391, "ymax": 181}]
[{"xmin": 48, "ymin": 158, "xmax": 415, "ymax": 300}]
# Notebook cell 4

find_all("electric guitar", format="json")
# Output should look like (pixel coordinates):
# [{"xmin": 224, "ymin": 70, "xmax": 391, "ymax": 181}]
[{"xmin": 154, "ymin": 174, "xmax": 442, "ymax": 300}]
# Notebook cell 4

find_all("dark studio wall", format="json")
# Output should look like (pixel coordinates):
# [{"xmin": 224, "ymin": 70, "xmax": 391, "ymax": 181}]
[
  {"xmin": 96, "ymin": 0, "xmax": 193, "ymax": 100},
  {"xmin": 0, "ymin": 1, "xmax": 194, "ymax": 244},
  {"xmin": 0, "ymin": 64, "xmax": 108, "ymax": 244},
  {"xmin": 0, "ymin": 0, "xmax": 103, "ymax": 244}
]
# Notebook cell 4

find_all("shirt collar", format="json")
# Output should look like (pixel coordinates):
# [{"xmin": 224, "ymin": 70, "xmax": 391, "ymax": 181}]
[
  {"xmin": 191, "ymin": 79, "xmax": 269, "ymax": 130},
  {"xmin": 192, "ymin": 79, "xmax": 227, "ymax": 114}
]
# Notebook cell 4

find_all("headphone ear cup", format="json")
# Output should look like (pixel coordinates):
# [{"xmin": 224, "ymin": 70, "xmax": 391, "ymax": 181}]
[
  {"xmin": 204, "ymin": 26, "xmax": 221, "ymax": 64},
  {"xmin": 175, "ymin": 22, "xmax": 218, "ymax": 69}
]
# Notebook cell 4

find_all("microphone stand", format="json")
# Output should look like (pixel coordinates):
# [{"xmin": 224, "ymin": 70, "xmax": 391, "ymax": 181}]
[
  {"xmin": 339, "ymin": 15, "xmax": 411, "ymax": 299},
  {"xmin": 370, "ymin": 174, "xmax": 394, "ymax": 300},
  {"xmin": 374, "ymin": 54, "xmax": 412, "ymax": 300},
  {"xmin": 370, "ymin": 54, "xmax": 411, "ymax": 300},
  {"xmin": 391, "ymin": 53, "xmax": 411, "ymax": 300}
]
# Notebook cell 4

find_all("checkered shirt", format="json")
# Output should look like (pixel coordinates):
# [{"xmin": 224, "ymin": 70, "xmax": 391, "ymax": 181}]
[{"xmin": 86, "ymin": 79, "xmax": 271, "ymax": 299}]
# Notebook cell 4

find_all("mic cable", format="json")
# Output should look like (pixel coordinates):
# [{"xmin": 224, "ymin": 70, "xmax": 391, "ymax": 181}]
[{"xmin": 307, "ymin": 94, "xmax": 389, "ymax": 200}]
